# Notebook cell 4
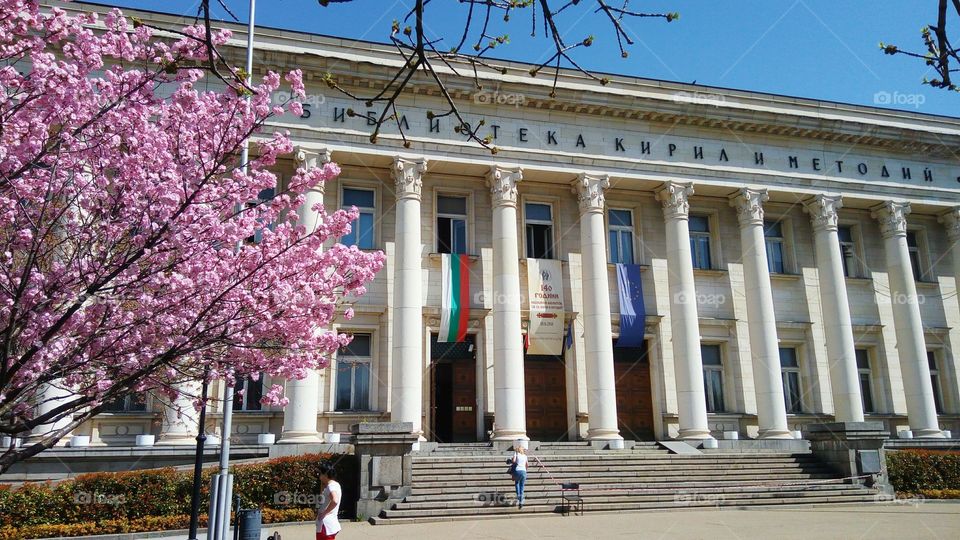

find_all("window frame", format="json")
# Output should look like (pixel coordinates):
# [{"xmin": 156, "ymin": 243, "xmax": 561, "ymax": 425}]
[
  {"xmin": 102, "ymin": 393, "xmax": 148, "ymax": 413},
  {"xmin": 522, "ymin": 199, "xmax": 557, "ymax": 260},
  {"xmin": 607, "ymin": 207, "xmax": 637, "ymax": 265},
  {"xmin": 700, "ymin": 343, "xmax": 726, "ymax": 413},
  {"xmin": 855, "ymin": 348, "xmax": 876, "ymax": 414},
  {"xmin": 928, "ymin": 349, "xmax": 945, "ymax": 414},
  {"xmin": 906, "ymin": 228, "xmax": 931, "ymax": 282},
  {"xmin": 779, "ymin": 347, "xmax": 804, "ymax": 414},
  {"xmin": 339, "ymin": 183, "xmax": 379, "ymax": 250},
  {"xmin": 434, "ymin": 190, "xmax": 472, "ymax": 255},
  {"xmin": 687, "ymin": 209, "xmax": 721, "ymax": 270},
  {"xmin": 837, "ymin": 222, "xmax": 864, "ymax": 278},
  {"xmin": 335, "ymin": 332, "xmax": 374, "ymax": 412},
  {"xmin": 233, "ymin": 374, "xmax": 264, "ymax": 412}
]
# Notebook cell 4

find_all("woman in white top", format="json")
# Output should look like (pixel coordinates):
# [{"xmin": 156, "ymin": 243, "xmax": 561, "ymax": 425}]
[
  {"xmin": 512, "ymin": 445, "xmax": 528, "ymax": 509},
  {"xmin": 316, "ymin": 464, "xmax": 342, "ymax": 540}
]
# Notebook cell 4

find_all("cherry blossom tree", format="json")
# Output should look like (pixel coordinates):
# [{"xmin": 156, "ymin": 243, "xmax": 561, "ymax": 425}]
[{"xmin": 0, "ymin": 0, "xmax": 384, "ymax": 471}]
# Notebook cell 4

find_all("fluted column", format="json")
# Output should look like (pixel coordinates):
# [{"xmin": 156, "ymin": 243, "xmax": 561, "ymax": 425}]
[
  {"xmin": 730, "ymin": 188, "xmax": 792, "ymax": 439},
  {"xmin": 390, "ymin": 156, "xmax": 427, "ymax": 438},
  {"xmin": 278, "ymin": 147, "xmax": 331, "ymax": 444},
  {"xmin": 573, "ymin": 173, "xmax": 622, "ymax": 441},
  {"xmin": 803, "ymin": 195, "xmax": 864, "ymax": 423},
  {"xmin": 872, "ymin": 201, "xmax": 942, "ymax": 437},
  {"xmin": 158, "ymin": 381, "xmax": 202, "ymax": 445},
  {"xmin": 487, "ymin": 166, "xmax": 527, "ymax": 441},
  {"xmin": 656, "ymin": 182, "xmax": 711, "ymax": 439}
]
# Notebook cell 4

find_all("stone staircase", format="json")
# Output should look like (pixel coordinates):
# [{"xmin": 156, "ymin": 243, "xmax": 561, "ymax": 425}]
[{"xmin": 371, "ymin": 442, "xmax": 880, "ymax": 524}]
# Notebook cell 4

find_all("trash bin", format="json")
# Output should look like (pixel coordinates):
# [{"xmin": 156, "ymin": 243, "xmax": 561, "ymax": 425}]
[{"xmin": 235, "ymin": 508, "xmax": 262, "ymax": 540}]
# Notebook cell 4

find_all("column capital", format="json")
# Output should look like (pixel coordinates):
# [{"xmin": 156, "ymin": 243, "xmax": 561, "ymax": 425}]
[
  {"xmin": 295, "ymin": 146, "xmax": 332, "ymax": 168},
  {"xmin": 803, "ymin": 194, "xmax": 843, "ymax": 232},
  {"xmin": 656, "ymin": 181, "xmax": 694, "ymax": 220},
  {"xmin": 871, "ymin": 201, "xmax": 911, "ymax": 239},
  {"xmin": 392, "ymin": 155, "xmax": 428, "ymax": 200},
  {"xmin": 939, "ymin": 207, "xmax": 960, "ymax": 240},
  {"xmin": 487, "ymin": 165, "xmax": 523, "ymax": 208},
  {"xmin": 572, "ymin": 173, "xmax": 610, "ymax": 214},
  {"xmin": 729, "ymin": 188, "xmax": 769, "ymax": 226}
]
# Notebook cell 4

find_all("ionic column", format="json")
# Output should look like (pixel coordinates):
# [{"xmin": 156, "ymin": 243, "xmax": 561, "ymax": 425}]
[
  {"xmin": 278, "ymin": 147, "xmax": 331, "ymax": 444},
  {"xmin": 390, "ymin": 156, "xmax": 427, "ymax": 438},
  {"xmin": 158, "ymin": 381, "xmax": 201, "ymax": 445},
  {"xmin": 656, "ymin": 182, "xmax": 711, "ymax": 439},
  {"xmin": 729, "ymin": 188, "xmax": 792, "ymax": 439},
  {"xmin": 938, "ymin": 208, "xmax": 960, "ymax": 302},
  {"xmin": 487, "ymin": 166, "xmax": 527, "ymax": 441},
  {"xmin": 803, "ymin": 195, "xmax": 864, "ymax": 422},
  {"xmin": 872, "ymin": 201, "xmax": 942, "ymax": 437},
  {"xmin": 573, "ymin": 173, "xmax": 622, "ymax": 441}
]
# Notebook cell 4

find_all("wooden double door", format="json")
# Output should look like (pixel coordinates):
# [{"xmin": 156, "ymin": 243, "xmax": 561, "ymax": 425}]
[
  {"xmin": 430, "ymin": 334, "xmax": 478, "ymax": 442},
  {"xmin": 613, "ymin": 340, "xmax": 655, "ymax": 440},
  {"xmin": 525, "ymin": 352, "xmax": 569, "ymax": 441}
]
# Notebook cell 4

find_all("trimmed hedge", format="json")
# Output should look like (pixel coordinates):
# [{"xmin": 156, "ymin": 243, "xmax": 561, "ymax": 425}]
[
  {"xmin": 0, "ymin": 453, "xmax": 356, "ymax": 539},
  {"xmin": 887, "ymin": 449, "xmax": 960, "ymax": 495}
]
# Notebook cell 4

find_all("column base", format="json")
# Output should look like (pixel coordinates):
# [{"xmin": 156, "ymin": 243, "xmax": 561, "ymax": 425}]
[
  {"xmin": 912, "ymin": 427, "xmax": 945, "ymax": 438},
  {"xmin": 676, "ymin": 428, "xmax": 714, "ymax": 440},
  {"xmin": 491, "ymin": 429, "xmax": 528, "ymax": 441},
  {"xmin": 586, "ymin": 428, "xmax": 623, "ymax": 441},
  {"xmin": 757, "ymin": 429, "xmax": 795, "ymax": 440},
  {"xmin": 276, "ymin": 431, "xmax": 323, "ymax": 444},
  {"xmin": 156, "ymin": 433, "xmax": 198, "ymax": 446}
]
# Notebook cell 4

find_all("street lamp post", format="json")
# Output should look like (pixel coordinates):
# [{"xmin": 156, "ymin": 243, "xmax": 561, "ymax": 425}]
[{"xmin": 187, "ymin": 369, "xmax": 210, "ymax": 540}]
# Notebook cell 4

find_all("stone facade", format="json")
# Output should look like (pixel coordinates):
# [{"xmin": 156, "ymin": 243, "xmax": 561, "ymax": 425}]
[{"xmin": 41, "ymin": 2, "xmax": 960, "ymax": 448}]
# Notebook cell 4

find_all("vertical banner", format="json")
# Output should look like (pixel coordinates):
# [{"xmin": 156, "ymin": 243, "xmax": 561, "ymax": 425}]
[
  {"xmin": 526, "ymin": 258, "xmax": 565, "ymax": 355},
  {"xmin": 439, "ymin": 253, "xmax": 470, "ymax": 342},
  {"xmin": 615, "ymin": 263, "xmax": 646, "ymax": 347}
]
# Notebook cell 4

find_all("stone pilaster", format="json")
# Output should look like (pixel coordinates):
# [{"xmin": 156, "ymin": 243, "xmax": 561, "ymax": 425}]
[
  {"xmin": 871, "ymin": 201, "xmax": 942, "ymax": 437},
  {"xmin": 656, "ymin": 181, "xmax": 711, "ymax": 440},
  {"xmin": 487, "ymin": 165, "xmax": 527, "ymax": 441},
  {"xmin": 729, "ymin": 188, "xmax": 791, "ymax": 439},
  {"xmin": 573, "ymin": 173, "xmax": 621, "ymax": 441}
]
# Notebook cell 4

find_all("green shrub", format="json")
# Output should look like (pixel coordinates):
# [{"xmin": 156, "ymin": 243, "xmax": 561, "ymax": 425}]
[
  {"xmin": 0, "ymin": 453, "xmax": 353, "ymax": 538},
  {"xmin": 887, "ymin": 449, "xmax": 960, "ymax": 494}
]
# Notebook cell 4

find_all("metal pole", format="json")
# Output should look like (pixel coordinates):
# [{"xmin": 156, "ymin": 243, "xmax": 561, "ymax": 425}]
[
  {"xmin": 213, "ymin": 3, "xmax": 256, "ymax": 539},
  {"xmin": 187, "ymin": 369, "xmax": 210, "ymax": 540}
]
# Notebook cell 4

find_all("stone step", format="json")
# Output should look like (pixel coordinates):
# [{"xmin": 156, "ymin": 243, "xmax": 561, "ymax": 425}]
[
  {"xmin": 412, "ymin": 452, "xmax": 811, "ymax": 463},
  {"xmin": 409, "ymin": 473, "xmax": 837, "ymax": 490},
  {"xmin": 397, "ymin": 484, "xmax": 869, "ymax": 509},
  {"xmin": 411, "ymin": 465, "xmax": 833, "ymax": 480},
  {"xmin": 376, "ymin": 491, "xmax": 880, "ymax": 521},
  {"xmin": 413, "ymin": 457, "xmax": 820, "ymax": 468}
]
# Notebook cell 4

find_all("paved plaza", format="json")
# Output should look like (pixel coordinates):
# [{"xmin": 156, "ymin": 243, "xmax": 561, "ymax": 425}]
[{"xmin": 155, "ymin": 503, "xmax": 960, "ymax": 540}]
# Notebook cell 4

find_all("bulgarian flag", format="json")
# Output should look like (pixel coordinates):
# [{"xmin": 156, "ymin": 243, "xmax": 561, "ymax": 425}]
[{"xmin": 439, "ymin": 253, "xmax": 470, "ymax": 342}]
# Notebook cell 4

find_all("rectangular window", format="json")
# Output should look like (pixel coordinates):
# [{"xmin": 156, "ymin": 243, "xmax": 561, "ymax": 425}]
[
  {"xmin": 437, "ymin": 195, "xmax": 468, "ymax": 254},
  {"xmin": 342, "ymin": 187, "xmax": 376, "ymax": 249},
  {"xmin": 856, "ymin": 349, "xmax": 875, "ymax": 414},
  {"xmin": 608, "ymin": 209, "xmax": 635, "ymax": 264},
  {"xmin": 838, "ymin": 226, "xmax": 858, "ymax": 278},
  {"xmin": 103, "ymin": 393, "xmax": 147, "ymax": 413},
  {"xmin": 764, "ymin": 221, "xmax": 785, "ymax": 274},
  {"xmin": 247, "ymin": 188, "xmax": 275, "ymax": 244},
  {"xmin": 701, "ymin": 344, "xmax": 725, "ymax": 413},
  {"xmin": 336, "ymin": 333, "xmax": 372, "ymax": 411},
  {"xmin": 779, "ymin": 348, "xmax": 803, "ymax": 414},
  {"xmin": 689, "ymin": 215, "xmax": 712, "ymax": 270},
  {"xmin": 233, "ymin": 375, "xmax": 263, "ymax": 411},
  {"xmin": 525, "ymin": 202, "xmax": 554, "ymax": 259},
  {"xmin": 928, "ymin": 351, "xmax": 945, "ymax": 414},
  {"xmin": 907, "ymin": 231, "xmax": 923, "ymax": 281}
]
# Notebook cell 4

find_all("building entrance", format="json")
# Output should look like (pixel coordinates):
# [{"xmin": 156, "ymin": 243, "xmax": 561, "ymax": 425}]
[{"xmin": 430, "ymin": 334, "xmax": 478, "ymax": 442}]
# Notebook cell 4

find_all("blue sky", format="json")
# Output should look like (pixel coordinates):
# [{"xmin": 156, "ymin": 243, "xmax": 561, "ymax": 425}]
[{"xmin": 90, "ymin": 0, "xmax": 958, "ymax": 118}]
